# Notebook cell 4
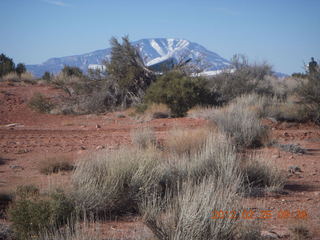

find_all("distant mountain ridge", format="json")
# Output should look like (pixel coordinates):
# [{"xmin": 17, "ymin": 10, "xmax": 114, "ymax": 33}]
[{"xmin": 26, "ymin": 38, "xmax": 231, "ymax": 77}]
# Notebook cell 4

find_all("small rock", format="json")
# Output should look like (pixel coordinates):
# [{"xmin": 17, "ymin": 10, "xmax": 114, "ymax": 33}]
[
  {"xmin": 288, "ymin": 165, "xmax": 302, "ymax": 174},
  {"xmin": 5, "ymin": 123, "xmax": 19, "ymax": 128},
  {"xmin": 96, "ymin": 124, "xmax": 101, "ymax": 129},
  {"xmin": 80, "ymin": 146, "xmax": 86, "ymax": 150},
  {"xmin": 9, "ymin": 165, "xmax": 24, "ymax": 170},
  {"xmin": 96, "ymin": 145, "xmax": 105, "ymax": 150},
  {"xmin": 261, "ymin": 230, "xmax": 278, "ymax": 239}
]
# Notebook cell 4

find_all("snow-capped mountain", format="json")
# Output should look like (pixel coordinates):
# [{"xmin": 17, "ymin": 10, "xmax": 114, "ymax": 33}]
[{"xmin": 26, "ymin": 38, "xmax": 231, "ymax": 77}]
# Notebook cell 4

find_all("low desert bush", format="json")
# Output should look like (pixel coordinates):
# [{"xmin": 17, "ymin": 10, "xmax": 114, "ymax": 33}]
[
  {"xmin": 295, "ymin": 67, "xmax": 320, "ymax": 124},
  {"xmin": 38, "ymin": 156, "xmax": 74, "ymax": 175},
  {"xmin": 210, "ymin": 99, "xmax": 269, "ymax": 149},
  {"xmin": 242, "ymin": 156, "xmax": 285, "ymax": 193},
  {"xmin": 131, "ymin": 127, "xmax": 157, "ymax": 149},
  {"xmin": 164, "ymin": 127, "xmax": 211, "ymax": 156},
  {"xmin": 72, "ymin": 147, "xmax": 164, "ymax": 214},
  {"xmin": 267, "ymin": 100, "xmax": 310, "ymax": 122},
  {"xmin": 9, "ymin": 186, "xmax": 75, "ymax": 240},
  {"xmin": 28, "ymin": 93, "xmax": 54, "ymax": 113},
  {"xmin": 140, "ymin": 176, "xmax": 241, "ymax": 240},
  {"xmin": 207, "ymin": 55, "xmax": 275, "ymax": 103}
]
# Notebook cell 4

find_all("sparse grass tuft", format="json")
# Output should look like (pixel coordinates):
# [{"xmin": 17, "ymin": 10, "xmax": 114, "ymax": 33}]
[
  {"xmin": 131, "ymin": 126, "xmax": 157, "ymax": 149},
  {"xmin": 164, "ymin": 126, "xmax": 212, "ymax": 156}
]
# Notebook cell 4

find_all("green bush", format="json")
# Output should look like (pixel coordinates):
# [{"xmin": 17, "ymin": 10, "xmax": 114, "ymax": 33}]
[
  {"xmin": 9, "ymin": 186, "xmax": 74, "ymax": 240},
  {"xmin": 145, "ymin": 71, "xmax": 218, "ymax": 117},
  {"xmin": 0, "ymin": 53, "xmax": 15, "ymax": 78},
  {"xmin": 61, "ymin": 66, "xmax": 83, "ymax": 78},
  {"xmin": 28, "ymin": 93, "xmax": 54, "ymax": 113},
  {"xmin": 15, "ymin": 63, "xmax": 26, "ymax": 76}
]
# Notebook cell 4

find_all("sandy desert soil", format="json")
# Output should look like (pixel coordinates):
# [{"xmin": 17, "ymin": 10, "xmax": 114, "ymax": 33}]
[{"xmin": 0, "ymin": 81, "xmax": 319, "ymax": 239}]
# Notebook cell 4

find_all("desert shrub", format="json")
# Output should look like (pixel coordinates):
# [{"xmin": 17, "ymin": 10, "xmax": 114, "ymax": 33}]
[
  {"xmin": 140, "ymin": 176, "xmax": 241, "ymax": 240},
  {"xmin": 296, "ymin": 67, "xmax": 320, "ymax": 124},
  {"xmin": 105, "ymin": 36, "xmax": 155, "ymax": 108},
  {"xmin": 145, "ymin": 71, "xmax": 218, "ymax": 117},
  {"xmin": 208, "ymin": 54, "xmax": 275, "ymax": 103},
  {"xmin": 267, "ymin": 99, "xmax": 310, "ymax": 122},
  {"xmin": 131, "ymin": 127, "xmax": 157, "ymax": 149},
  {"xmin": 164, "ymin": 127, "xmax": 210, "ymax": 156},
  {"xmin": 0, "ymin": 53, "xmax": 15, "ymax": 78},
  {"xmin": 38, "ymin": 156, "xmax": 74, "ymax": 175},
  {"xmin": 42, "ymin": 72, "xmax": 53, "ymax": 81},
  {"xmin": 210, "ymin": 99, "xmax": 269, "ymax": 149},
  {"xmin": 242, "ymin": 156, "xmax": 285, "ymax": 193},
  {"xmin": 72, "ymin": 147, "xmax": 164, "ymax": 214},
  {"xmin": 9, "ymin": 187, "xmax": 75, "ymax": 240},
  {"xmin": 16, "ymin": 63, "xmax": 26, "ymax": 76},
  {"xmin": 61, "ymin": 66, "xmax": 83, "ymax": 78},
  {"xmin": 28, "ymin": 93, "xmax": 54, "ymax": 113}
]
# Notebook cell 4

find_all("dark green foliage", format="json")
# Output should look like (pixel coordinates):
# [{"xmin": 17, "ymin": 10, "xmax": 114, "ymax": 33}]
[
  {"xmin": 42, "ymin": 71, "xmax": 53, "ymax": 81},
  {"xmin": 145, "ymin": 71, "xmax": 218, "ymax": 117},
  {"xmin": 296, "ymin": 65, "xmax": 320, "ymax": 124},
  {"xmin": 9, "ymin": 186, "xmax": 74, "ymax": 240},
  {"xmin": 0, "ymin": 53, "xmax": 15, "ymax": 77},
  {"xmin": 28, "ymin": 93, "xmax": 54, "ymax": 113},
  {"xmin": 15, "ymin": 63, "xmax": 26, "ymax": 76},
  {"xmin": 208, "ymin": 54, "xmax": 274, "ymax": 103},
  {"xmin": 105, "ymin": 36, "xmax": 155, "ymax": 108},
  {"xmin": 62, "ymin": 65, "xmax": 83, "ymax": 77}
]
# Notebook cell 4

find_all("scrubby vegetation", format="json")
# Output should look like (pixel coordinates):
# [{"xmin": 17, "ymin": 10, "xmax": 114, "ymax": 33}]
[
  {"xmin": 9, "ymin": 185, "xmax": 74, "ymax": 240},
  {"xmin": 28, "ymin": 93, "xmax": 54, "ymax": 113}
]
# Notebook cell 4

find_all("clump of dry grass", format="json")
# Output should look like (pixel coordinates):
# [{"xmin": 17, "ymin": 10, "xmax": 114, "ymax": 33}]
[
  {"xmin": 131, "ymin": 126, "xmax": 157, "ymax": 149},
  {"xmin": 210, "ymin": 98, "xmax": 269, "ymax": 149},
  {"xmin": 38, "ymin": 156, "xmax": 74, "ymax": 175},
  {"xmin": 267, "ymin": 99, "xmax": 310, "ymax": 122},
  {"xmin": 140, "ymin": 176, "xmax": 241, "ymax": 240},
  {"xmin": 72, "ymin": 147, "xmax": 164, "ymax": 214},
  {"xmin": 2, "ymin": 72, "xmax": 35, "ymax": 83},
  {"xmin": 242, "ymin": 155, "xmax": 285, "ymax": 193},
  {"xmin": 164, "ymin": 126, "xmax": 212, "ymax": 155}
]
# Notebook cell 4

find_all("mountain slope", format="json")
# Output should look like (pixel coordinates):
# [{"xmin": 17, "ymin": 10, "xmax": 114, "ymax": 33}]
[{"xmin": 27, "ymin": 38, "xmax": 231, "ymax": 77}]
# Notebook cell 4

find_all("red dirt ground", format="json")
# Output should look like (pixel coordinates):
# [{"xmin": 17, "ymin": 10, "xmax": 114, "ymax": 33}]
[{"xmin": 0, "ymin": 81, "xmax": 319, "ymax": 239}]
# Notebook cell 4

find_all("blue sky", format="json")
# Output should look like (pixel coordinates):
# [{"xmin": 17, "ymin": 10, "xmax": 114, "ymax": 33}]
[{"xmin": 0, "ymin": 0, "xmax": 319, "ymax": 74}]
